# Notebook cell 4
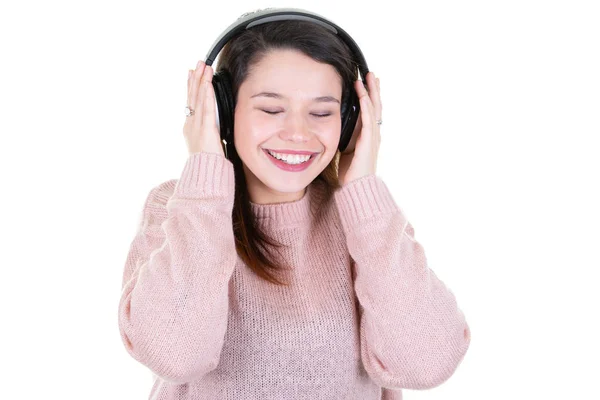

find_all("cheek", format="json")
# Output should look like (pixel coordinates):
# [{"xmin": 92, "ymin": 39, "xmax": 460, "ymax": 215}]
[
  {"xmin": 234, "ymin": 108, "xmax": 266, "ymax": 146},
  {"xmin": 233, "ymin": 125, "xmax": 273, "ymax": 160},
  {"xmin": 318, "ymin": 121, "xmax": 343, "ymax": 147}
]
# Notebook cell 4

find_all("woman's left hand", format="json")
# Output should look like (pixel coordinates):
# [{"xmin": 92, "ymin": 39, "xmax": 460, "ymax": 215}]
[{"xmin": 338, "ymin": 71, "xmax": 382, "ymax": 186}]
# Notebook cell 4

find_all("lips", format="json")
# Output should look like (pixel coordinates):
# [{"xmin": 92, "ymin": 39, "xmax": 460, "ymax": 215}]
[{"xmin": 263, "ymin": 148, "xmax": 317, "ymax": 172}]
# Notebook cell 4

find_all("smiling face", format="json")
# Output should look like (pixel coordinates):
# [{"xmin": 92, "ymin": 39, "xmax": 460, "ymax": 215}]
[{"xmin": 233, "ymin": 48, "xmax": 343, "ymax": 205}]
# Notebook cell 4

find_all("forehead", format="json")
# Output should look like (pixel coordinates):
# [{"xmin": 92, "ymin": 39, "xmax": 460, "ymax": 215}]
[{"xmin": 243, "ymin": 49, "xmax": 342, "ymax": 94}]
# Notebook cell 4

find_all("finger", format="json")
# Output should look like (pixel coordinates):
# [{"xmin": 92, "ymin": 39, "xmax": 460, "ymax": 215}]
[
  {"xmin": 369, "ymin": 73, "xmax": 382, "ymax": 119},
  {"xmin": 186, "ymin": 69, "xmax": 193, "ymax": 106},
  {"xmin": 190, "ymin": 60, "xmax": 206, "ymax": 108},
  {"xmin": 196, "ymin": 65, "xmax": 214, "ymax": 120},
  {"xmin": 203, "ymin": 67, "xmax": 218, "ymax": 130},
  {"xmin": 190, "ymin": 60, "xmax": 206, "ymax": 109},
  {"xmin": 365, "ymin": 72, "xmax": 373, "ymax": 92},
  {"xmin": 366, "ymin": 72, "xmax": 378, "ymax": 101},
  {"xmin": 355, "ymin": 79, "xmax": 374, "ymax": 130}
]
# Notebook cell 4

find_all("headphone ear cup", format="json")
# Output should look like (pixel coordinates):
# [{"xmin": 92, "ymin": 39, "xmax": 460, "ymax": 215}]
[
  {"xmin": 212, "ymin": 70, "xmax": 235, "ymax": 146},
  {"xmin": 339, "ymin": 88, "xmax": 360, "ymax": 153}
]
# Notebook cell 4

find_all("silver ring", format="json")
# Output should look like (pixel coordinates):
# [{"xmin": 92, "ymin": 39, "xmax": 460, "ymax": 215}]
[
  {"xmin": 185, "ymin": 106, "xmax": 195, "ymax": 117},
  {"xmin": 376, "ymin": 119, "xmax": 383, "ymax": 125}
]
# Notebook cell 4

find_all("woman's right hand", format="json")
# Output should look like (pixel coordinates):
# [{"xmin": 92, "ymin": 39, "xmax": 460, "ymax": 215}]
[{"xmin": 183, "ymin": 60, "xmax": 225, "ymax": 157}]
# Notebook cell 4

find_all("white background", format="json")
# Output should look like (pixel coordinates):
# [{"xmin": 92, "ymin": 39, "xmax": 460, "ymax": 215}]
[{"xmin": 1, "ymin": 0, "xmax": 598, "ymax": 398}]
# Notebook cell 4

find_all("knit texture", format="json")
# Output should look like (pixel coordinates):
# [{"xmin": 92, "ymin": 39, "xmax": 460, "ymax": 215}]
[{"xmin": 118, "ymin": 152, "xmax": 471, "ymax": 400}]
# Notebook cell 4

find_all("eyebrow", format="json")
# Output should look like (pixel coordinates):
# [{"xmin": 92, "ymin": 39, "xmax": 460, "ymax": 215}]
[{"xmin": 250, "ymin": 91, "xmax": 340, "ymax": 104}]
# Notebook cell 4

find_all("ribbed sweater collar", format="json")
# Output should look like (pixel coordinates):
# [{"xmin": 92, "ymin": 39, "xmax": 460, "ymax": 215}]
[{"xmin": 249, "ymin": 181, "xmax": 322, "ymax": 228}]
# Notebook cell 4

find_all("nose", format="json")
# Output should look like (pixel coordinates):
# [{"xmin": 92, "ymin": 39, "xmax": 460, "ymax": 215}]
[{"xmin": 281, "ymin": 111, "xmax": 310, "ymax": 143}]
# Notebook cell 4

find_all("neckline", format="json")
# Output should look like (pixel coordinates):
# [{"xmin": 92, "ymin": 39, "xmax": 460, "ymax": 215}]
[{"xmin": 249, "ymin": 183, "xmax": 318, "ymax": 228}]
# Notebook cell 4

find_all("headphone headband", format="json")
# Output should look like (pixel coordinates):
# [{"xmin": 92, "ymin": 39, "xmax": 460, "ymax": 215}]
[{"xmin": 204, "ymin": 7, "xmax": 369, "ymax": 80}]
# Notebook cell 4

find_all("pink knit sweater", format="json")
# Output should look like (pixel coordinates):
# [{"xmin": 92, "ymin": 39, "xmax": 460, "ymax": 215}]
[{"xmin": 118, "ymin": 152, "xmax": 471, "ymax": 400}]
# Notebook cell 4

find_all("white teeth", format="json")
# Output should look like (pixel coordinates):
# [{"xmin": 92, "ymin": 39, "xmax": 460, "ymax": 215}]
[{"xmin": 267, "ymin": 150, "xmax": 312, "ymax": 164}]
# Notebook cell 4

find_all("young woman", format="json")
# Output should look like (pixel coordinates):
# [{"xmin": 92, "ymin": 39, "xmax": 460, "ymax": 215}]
[{"xmin": 118, "ymin": 9, "xmax": 471, "ymax": 400}]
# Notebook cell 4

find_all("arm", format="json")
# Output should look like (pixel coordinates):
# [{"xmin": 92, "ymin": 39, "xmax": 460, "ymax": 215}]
[
  {"xmin": 118, "ymin": 152, "xmax": 237, "ymax": 384},
  {"xmin": 333, "ymin": 174, "xmax": 471, "ymax": 390}
]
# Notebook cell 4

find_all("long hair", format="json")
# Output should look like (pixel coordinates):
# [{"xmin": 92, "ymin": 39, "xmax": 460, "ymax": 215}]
[{"xmin": 215, "ymin": 19, "xmax": 359, "ymax": 286}]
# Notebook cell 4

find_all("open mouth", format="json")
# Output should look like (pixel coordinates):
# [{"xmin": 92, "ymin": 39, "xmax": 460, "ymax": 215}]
[
  {"xmin": 263, "ymin": 148, "xmax": 317, "ymax": 171},
  {"xmin": 266, "ymin": 149, "xmax": 314, "ymax": 163}
]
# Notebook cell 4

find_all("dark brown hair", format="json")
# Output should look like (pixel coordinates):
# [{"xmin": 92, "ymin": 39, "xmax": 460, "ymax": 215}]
[{"xmin": 215, "ymin": 19, "xmax": 359, "ymax": 286}]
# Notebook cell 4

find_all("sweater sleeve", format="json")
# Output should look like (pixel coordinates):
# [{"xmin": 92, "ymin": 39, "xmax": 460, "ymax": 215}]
[
  {"xmin": 333, "ymin": 174, "xmax": 471, "ymax": 391},
  {"xmin": 118, "ymin": 152, "xmax": 237, "ymax": 384}
]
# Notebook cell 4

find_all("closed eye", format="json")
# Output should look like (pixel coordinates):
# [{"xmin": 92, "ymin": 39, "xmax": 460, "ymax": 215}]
[{"xmin": 262, "ymin": 110, "xmax": 331, "ymax": 118}]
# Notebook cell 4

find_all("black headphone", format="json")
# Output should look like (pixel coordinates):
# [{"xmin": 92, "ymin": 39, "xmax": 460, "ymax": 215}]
[{"xmin": 203, "ymin": 7, "xmax": 370, "ymax": 159}]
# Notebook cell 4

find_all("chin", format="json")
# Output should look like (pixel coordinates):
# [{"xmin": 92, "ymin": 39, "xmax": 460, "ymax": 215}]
[{"xmin": 259, "ymin": 176, "xmax": 310, "ymax": 194}]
